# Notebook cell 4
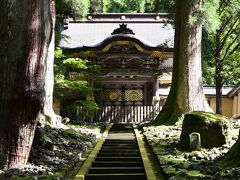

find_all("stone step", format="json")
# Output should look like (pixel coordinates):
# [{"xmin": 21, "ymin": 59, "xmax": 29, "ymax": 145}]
[
  {"xmin": 85, "ymin": 173, "xmax": 147, "ymax": 180},
  {"xmin": 99, "ymin": 149, "xmax": 140, "ymax": 154},
  {"xmin": 102, "ymin": 144, "xmax": 138, "ymax": 147},
  {"xmin": 101, "ymin": 146, "xmax": 139, "ymax": 150},
  {"xmin": 103, "ymin": 141, "xmax": 137, "ymax": 144},
  {"xmin": 104, "ymin": 140, "xmax": 136, "ymax": 142},
  {"xmin": 110, "ymin": 125, "xmax": 133, "ymax": 130},
  {"xmin": 88, "ymin": 167, "xmax": 145, "ymax": 174},
  {"xmin": 91, "ymin": 161, "xmax": 144, "ymax": 167},
  {"xmin": 97, "ymin": 152, "xmax": 140, "ymax": 157},
  {"xmin": 94, "ymin": 157, "xmax": 142, "ymax": 162},
  {"xmin": 82, "ymin": 124, "xmax": 148, "ymax": 180}
]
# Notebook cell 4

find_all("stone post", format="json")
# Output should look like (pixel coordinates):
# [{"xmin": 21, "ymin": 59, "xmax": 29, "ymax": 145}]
[{"xmin": 189, "ymin": 132, "xmax": 201, "ymax": 151}]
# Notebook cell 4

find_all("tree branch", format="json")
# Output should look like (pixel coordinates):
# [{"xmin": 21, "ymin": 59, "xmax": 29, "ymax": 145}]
[
  {"xmin": 218, "ymin": 15, "xmax": 233, "ymax": 33},
  {"xmin": 202, "ymin": 29, "xmax": 215, "ymax": 52},
  {"xmin": 219, "ymin": 0, "xmax": 230, "ymax": 15},
  {"xmin": 219, "ymin": 0, "xmax": 226, "ymax": 12},
  {"xmin": 221, "ymin": 35, "xmax": 238, "ymax": 61},
  {"xmin": 220, "ymin": 18, "xmax": 239, "ymax": 49},
  {"xmin": 229, "ymin": 41, "xmax": 240, "ymax": 55}
]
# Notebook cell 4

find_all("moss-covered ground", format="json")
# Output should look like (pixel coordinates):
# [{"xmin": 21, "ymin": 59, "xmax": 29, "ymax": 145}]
[
  {"xmin": 143, "ymin": 120, "xmax": 240, "ymax": 179},
  {"xmin": 1, "ymin": 123, "xmax": 106, "ymax": 179}
]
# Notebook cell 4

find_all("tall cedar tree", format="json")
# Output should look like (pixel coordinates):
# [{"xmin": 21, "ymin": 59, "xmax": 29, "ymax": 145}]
[
  {"xmin": 214, "ymin": 0, "xmax": 240, "ymax": 114},
  {"xmin": 44, "ymin": 1, "xmax": 58, "ymax": 125},
  {"xmin": 0, "ymin": 1, "xmax": 53, "ymax": 168},
  {"xmin": 154, "ymin": 0, "xmax": 212, "ymax": 125}
]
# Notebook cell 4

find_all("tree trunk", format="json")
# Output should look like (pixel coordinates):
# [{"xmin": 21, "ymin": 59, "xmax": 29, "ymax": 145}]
[
  {"xmin": 44, "ymin": 0, "xmax": 59, "ymax": 126},
  {"xmin": 154, "ymin": 0, "xmax": 212, "ymax": 125},
  {"xmin": 0, "ymin": 0, "xmax": 52, "ymax": 168},
  {"xmin": 220, "ymin": 130, "xmax": 240, "ymax": 167},
  {"xmin": 215, "ymin": 32, "xmax": 222, "ymax": 114}
]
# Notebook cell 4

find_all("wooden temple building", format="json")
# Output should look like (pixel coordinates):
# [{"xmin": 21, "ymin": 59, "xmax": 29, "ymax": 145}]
[
  {"xmin": 58, "ymin": 13, "xmax": 174, "ymax": 123},
  {"xmin": 57, "ymin": 13, "xmax": 240, "ymax": 122}
]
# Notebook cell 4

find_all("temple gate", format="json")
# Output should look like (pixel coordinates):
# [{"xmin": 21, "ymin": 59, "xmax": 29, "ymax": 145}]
[{"xmin": 59, "ymin": 13, "xmax": 174, "ymax": 123}]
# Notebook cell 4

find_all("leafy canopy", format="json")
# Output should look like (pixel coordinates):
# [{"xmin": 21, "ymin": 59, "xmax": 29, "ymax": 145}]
[{"xmin": 202, "ymin": 0, "xmax": 240, "ymax": 86}]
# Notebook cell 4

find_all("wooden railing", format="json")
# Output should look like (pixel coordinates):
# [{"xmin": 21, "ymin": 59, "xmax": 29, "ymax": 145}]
[{"xmin": 76, "ymin": 105, "xmax": 161, "ymax": 123}]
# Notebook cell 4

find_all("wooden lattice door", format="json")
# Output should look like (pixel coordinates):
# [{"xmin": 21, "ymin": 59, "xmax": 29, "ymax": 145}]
[{"xmin": 102, "ymin": 85, "xmax": 144, "ymax": 106}]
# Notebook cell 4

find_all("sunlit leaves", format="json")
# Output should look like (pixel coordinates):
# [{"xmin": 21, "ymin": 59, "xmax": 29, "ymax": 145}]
[
  {"xmin": 56, "ymin": 80, "xmax": 89, "ymax": 91},
  {"xmin": 103, "ymin": 0, "xmax": 145, "ymax": 13},
  {"xmin": 189, "ymin": 16, "xmax": 198, "ymax": 27},
  {"xmin": 63, "ymin": 58, "xmax": 88, "ymax": 70},
  {"xmin": 56, "ymin": 0, "xmax": 90, "ymax": 18},
  {"xmin": 202, "ymin": 0, "xmax": 221, "ymax": 33},
  {"xmin": 188, "ymin": 0, "xmax": 221, "ymax": 32},
  {"xmin": 54, "ymin": 47, "xmax": 65, "ymax": 59}
]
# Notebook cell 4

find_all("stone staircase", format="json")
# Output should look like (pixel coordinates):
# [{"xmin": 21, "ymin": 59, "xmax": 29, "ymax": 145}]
[{"xmin": 85, "ymin": 124, "xmax": 147, "ymax": 180}]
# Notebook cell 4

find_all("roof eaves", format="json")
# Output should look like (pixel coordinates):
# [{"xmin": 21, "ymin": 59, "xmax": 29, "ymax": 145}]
[
  {"xmin": 62, "ymin": 34, "xmax": 173, "ymax": 53},
  {"xmin": 227, "ymin": 86, "xmax": 240, "ymax": 97},
  {"xmin": 70, "ymin": 13, "xmax": 173, "ymax": 23}
]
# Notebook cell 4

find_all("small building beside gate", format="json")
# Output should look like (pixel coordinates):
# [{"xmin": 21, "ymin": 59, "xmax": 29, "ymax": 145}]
[{"xmin": 156, "ymin": 86, "xmax": 240, "ymax": 118}]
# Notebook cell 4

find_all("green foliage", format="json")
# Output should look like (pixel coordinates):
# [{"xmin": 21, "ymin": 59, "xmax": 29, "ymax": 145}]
[
  {"xmin": 54, "ymin": 47, "xmax": 100, "ymax": 115},
  {"xmin": 63, "ymin": 99, "xmax": 99, "ymax": 118},
  {"xmin": 144, "ymin": 0, "xmax": 156, "ymax": 12},
  {"xmin": 188, "ymin": 0, "xmax": 221, "ymax": 32},
  {"xmin": 56, "ymin": 0, "xmax": 175, "ymax": 15},
  {"xmin": 202, "ymin": 0, "xmax": 221, "ymax": 33},
  {"xmin": 71, "ymin": 0, "xmax": 90, "ymax": 17},
  {"xmin": 188, "ymin": 16, "xmax": 198, "ymax": 27},
  {"xmin": 56, "ymin": 0, "xmax": 90, "ymax": 18},
  {"xmin": 202, "ymin": 0, "xmax": 240, "ymax": 86},
  {"xmin": 153, "ymin": 0, "xmax": 175, "ymax": 13},
  {"xmin": 63, "ymin": 58, "xmax": 88, "ymax": 70},
  {"xmin": 103, "ymin": 0, "xmax": 145, "ymax": 13},
  {"xmin": 56, "ymin": 80, "xmax": 89, "ymax": 92},
  {"xmin": 92, "ymin": 0, "xmax": 175, "ymax": 13},
  {"xmin": 89, "ymin": 0, "xmax": 104, "ymax": 13},
  {"xmin": 202, "ymin": 32, "xmax": 215, "ymax": 85}
]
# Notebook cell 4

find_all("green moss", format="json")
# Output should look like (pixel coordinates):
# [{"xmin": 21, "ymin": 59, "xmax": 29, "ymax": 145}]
[
  {"xmin": 62, "ymin": 128, "xmax": 89, "ymax": 141},
  {"xmin": 67, "ymin": 123, "xmax": 105, "ymax": 132},
  {"xmin": 11, "ymin": 177, "xmax": 35, "ymax": 180},
  {"xmin": 45, "ymin": 114, "xmax": 52, "ymax": 124},
  {"xmin": 38, "ymin": 176, "xmax": 54, "ymax": 180},
  {"xmin": 186, "ymin": 170, "xmax": 203, "ymax": 177},
  {"xmin": 167, "ymin": 158, "xmax": 185, "ymax": 165},
  {"xmin": 154, "ymin": 104, "xmax": 183, "ymax": 125},
  {"xmin": 190, "ymin": 111, "xmax": 229, "ymax": 125},
  {"xmin": 161, "ymin": 156, "xmax": 203, "ymax": 178},
  {"xmin": 219, "ymin": 134, "xmax": 240, "ymax": 167},
  {"xmin": 172, "ymin": 170, "xmax": 204, "ymax": 179},
  {"xmin": 162, "ymin": 166, "xmax": 176, "ymax": 174}
]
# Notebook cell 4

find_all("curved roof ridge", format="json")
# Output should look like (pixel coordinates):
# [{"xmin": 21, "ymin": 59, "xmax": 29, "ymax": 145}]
[{"xmin": 84, "ymin": 34, "xmax": 156, "ymax": 48}]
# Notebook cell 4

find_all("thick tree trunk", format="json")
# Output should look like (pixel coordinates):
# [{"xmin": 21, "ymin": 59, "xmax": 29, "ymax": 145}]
[
  {"xmin": 154, "ymin": 0, "xmax": 212, "ymax": 125},
  {"xmin": 215, "ymin": 33, "xmax": 223, "ymax": 114},
  {"xmin": 0, "ymin": 1, "xmax": 52, "ymax": 168},
  {"xmin": 220, "ymin": 130, "xmax": 240, "ymax": 167},
  {"xmin": 44, "ymin": 0, "xmax": 59, "ymax": 126}
]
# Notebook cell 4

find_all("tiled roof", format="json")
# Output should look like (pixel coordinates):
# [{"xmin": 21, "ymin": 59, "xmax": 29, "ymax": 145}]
[
  {"xmin": 59, "ymin": 14, "xmax": 174, "ymax": 49},
  {"xmin": 203, "ymin": 86, "xmax": 234, "ymax": 96},
  {"xmin": 156, "ymin": 86, "xmax": 235, "ymax": 96}
]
